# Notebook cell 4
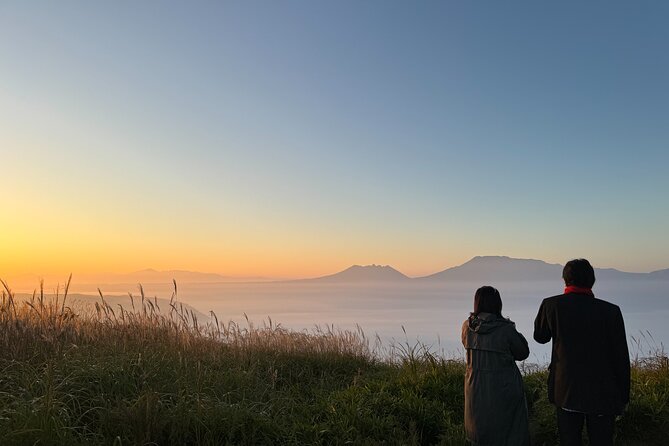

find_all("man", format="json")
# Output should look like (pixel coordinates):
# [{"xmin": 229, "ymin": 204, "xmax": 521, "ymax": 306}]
[{"xmin": 534, "ymin": 258, "xmax": 630, "ymax": 446}]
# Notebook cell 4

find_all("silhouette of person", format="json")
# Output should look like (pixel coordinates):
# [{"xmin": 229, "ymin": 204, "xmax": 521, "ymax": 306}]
[
  {"xmin": 534, "ymin": 259, "xmax": 630, "ymax": 446},
  {"xmin": 462, "ymin": 286, "xmax": 530, "ymax": 445}
]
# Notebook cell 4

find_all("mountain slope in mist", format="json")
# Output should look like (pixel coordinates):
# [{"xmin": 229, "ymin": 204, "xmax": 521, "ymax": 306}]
[
  {"xmin": 418, "ymin": 256, "xmax": 563, "ymax": 282},
  {"xmin": 305, "ymin": 265, "xmax": 410, "ymax": 283}
]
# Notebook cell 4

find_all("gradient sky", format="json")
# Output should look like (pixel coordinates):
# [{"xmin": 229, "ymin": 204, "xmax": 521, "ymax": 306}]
[{"xmin": 1, "ymin": 1, "xmax": 668, "ymax": 279}]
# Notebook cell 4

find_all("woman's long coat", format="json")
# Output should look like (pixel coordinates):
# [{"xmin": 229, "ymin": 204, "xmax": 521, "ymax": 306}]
[{"xmin": 461, "ymin": 313, "xmax": 530, "ymax": 446}]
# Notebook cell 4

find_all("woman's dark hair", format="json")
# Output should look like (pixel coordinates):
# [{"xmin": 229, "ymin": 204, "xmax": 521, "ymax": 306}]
[
  {"xmin": 473, "ymin": 286, "xmax": 503, "ymax": 317},
  {"xmin": 562, "ymin": 258, "xmax": 596, "ymax": 288}
]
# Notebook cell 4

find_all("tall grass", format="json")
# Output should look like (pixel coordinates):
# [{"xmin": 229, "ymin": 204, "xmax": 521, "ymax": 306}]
[{"xmin": 0, "ymin": 279, "xmax": 667, "ymax": 445}]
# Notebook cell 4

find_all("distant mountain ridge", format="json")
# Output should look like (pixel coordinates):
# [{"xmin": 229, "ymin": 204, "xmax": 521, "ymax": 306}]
[
  {"xmin": 75, "ymin": 270, "xmax": 270, "ymax": 284},
  {"xmin": 304, "ymin": 265, "xmax": 410, "ymax": 283},
  {"xmin": 8, "ymin": 257, "xmax": 666, "ymax": 289},
  {"xmin": 293, "ymin": 256, "xmax": 669, "ymax": 283},
  {"xmin": 416, "ymin": 256, "xmax": 659, "ymax": 282},
  {"xmin": 418, "ymin": 256, "xmax": 562, "ymax": 282},
  {"xmin": 649, "ymin": 269, "xmax": 669, "ymax": 280},
  {"xmin": 103, "ymin": 261, "xmax": 669, "ymax": 283}
]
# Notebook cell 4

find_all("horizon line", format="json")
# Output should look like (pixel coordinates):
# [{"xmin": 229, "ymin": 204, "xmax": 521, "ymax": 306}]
[{"xmin": 5, "ymin": 255, "xmax": 668, "ymax": 285}]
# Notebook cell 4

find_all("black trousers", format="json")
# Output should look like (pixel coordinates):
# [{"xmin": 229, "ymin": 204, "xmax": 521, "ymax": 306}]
[{"xmin": 557, "ymin": 408, "xmax": 615, "ymax": 446}]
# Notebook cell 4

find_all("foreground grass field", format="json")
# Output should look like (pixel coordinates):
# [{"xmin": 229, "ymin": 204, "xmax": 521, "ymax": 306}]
[{"xmin": 1, "ymin": 279, "xmax": 667, "ymax": 445}]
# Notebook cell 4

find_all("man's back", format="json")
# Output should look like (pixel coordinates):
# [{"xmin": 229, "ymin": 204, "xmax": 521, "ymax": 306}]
[{"xmin": 534, "ymin": 292, "xmax": 630, "ymax": 415}]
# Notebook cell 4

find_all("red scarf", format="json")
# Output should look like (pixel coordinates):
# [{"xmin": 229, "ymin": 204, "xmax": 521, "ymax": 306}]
[{"xmin": 564, "ymin": 286, "xmax": 594, "ymax": 296}]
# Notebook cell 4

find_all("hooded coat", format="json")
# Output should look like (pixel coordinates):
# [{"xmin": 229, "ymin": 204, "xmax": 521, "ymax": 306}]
[{"xmin": 461, "ymin": 313, "xmax": 530, "ymax": 446}]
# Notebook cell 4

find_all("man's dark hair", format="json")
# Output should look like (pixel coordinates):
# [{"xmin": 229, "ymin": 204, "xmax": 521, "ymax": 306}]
[
  {"xmin": 473, "ymin": 286, "xmax": 503, "ymax": 317},
  {"xmin": 562, "ymin": 258, "xmax": 596, "ymax": 288}
]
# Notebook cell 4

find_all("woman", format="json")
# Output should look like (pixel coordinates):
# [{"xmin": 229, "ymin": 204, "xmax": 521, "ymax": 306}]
[{"xmin": 462, "ymin": 286, "xmax": 530, "ymax": 445}]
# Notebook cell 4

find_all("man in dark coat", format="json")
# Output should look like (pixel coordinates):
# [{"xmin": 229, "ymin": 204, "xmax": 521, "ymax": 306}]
[{"xmin": 534, "ymin": 258, "xmax": 630, "ymax": 446}]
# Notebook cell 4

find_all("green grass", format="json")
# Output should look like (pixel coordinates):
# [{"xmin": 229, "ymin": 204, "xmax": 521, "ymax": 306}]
[{"xmin": 1, "ymin": 279, "xmax": 667, "ymax": 445}]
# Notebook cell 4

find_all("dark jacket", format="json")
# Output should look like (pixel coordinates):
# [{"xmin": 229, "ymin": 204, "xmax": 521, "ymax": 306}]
[
  {"xmin": 534, "ymin": 292, "xmax": 630, "ymax": 415},
  {"xmin": 462, "ymin": 313, "xmax": 530, "ymax": 446}
]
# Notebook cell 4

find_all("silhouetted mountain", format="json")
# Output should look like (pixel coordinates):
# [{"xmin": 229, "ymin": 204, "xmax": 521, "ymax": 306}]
[
  {"xmin": 649, "ymin": 269, "xmax": 669, "ymax": 280},
  {"xmin": 121, "ymin": 269, "xmax": 230, "ymax": 283},
  {"xmin": 419, "ymin": 256, "xmax": 563, "ymax": 282},
  {"xmin": 306, "ymin": 265, "xmax": 410, "ymax": 283},
  {"xmin": 417, "ymin": 256, "xmax": 660, "ymax": 283},
  {"xmin": 75, "ymin": 270, "xmax": 270, "ymax": 284},
  {"xmin": 591, "ymin": 268, "xmax": 647, "ymax": 281}
]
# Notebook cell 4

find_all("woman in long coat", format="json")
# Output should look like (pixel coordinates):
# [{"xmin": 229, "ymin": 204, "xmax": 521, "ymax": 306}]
[{"xmin": 461, "ymin": 286, "xmax": 530, "ymax": 446}]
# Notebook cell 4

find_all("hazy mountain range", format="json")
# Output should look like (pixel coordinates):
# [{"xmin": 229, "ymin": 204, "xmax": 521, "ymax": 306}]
[
  {"xmin": 303, "ymin": 264, "xmax": 410, "ymax": 283},
  {"xmin": 308, "ymin": 256, "xmax": 669, "ymax": 283},
  {"xmin": 64, "ymin": 257, "xmax": 669, "ymax": 284},
  {"xmin": 8, "ymin": 269, "xmax": 271, "ymax": 287},
  {"xmin": 7, "ymin": 257, "xmax": 669, "ymax": 288}
]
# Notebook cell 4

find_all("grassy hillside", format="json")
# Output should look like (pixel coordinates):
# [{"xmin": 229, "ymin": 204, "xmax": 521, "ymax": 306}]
[{"xmin": 1, "ymin": 280, "xmax": 667, "ymax": 445}]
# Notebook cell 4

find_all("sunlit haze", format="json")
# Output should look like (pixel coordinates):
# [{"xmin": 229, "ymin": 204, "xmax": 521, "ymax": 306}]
[{"xmin": 2, "ymin": 2, "xmax": 668, "ymax": 280}]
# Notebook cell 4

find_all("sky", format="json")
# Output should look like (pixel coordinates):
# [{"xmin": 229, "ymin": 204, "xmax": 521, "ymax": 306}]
[{"xmin": 1, "ymin": 1, "xmax": 668, "ymax": 280}]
